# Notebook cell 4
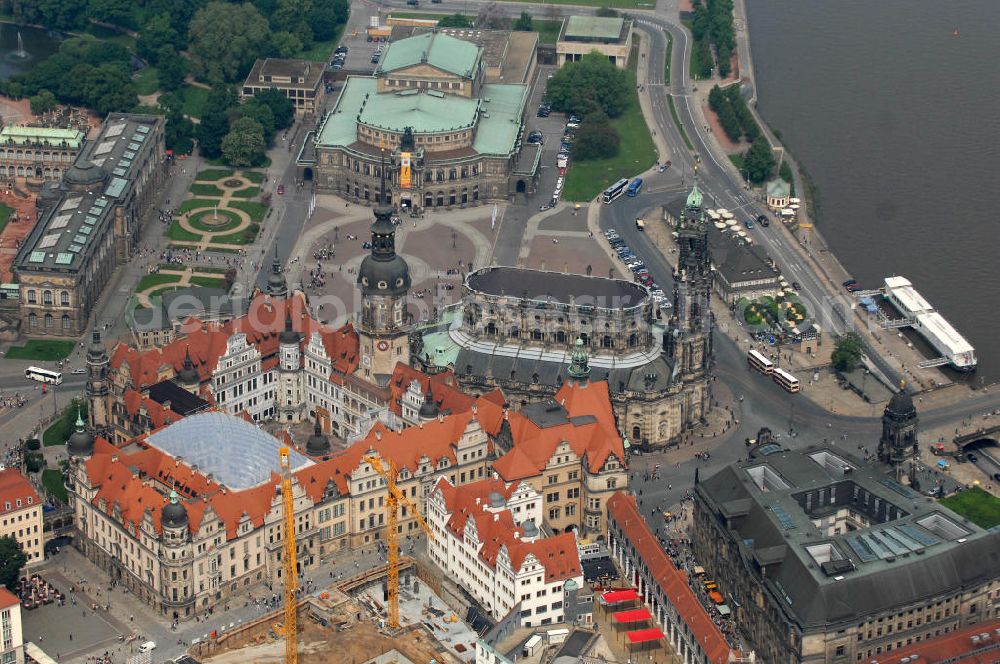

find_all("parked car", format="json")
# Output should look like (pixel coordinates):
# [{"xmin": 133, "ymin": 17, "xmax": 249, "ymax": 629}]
[
  {"xmin": 71, "ymin": 368, "xmax": 86, "ymax": 375},
  {"xmin": 842, "ymin": 278, "xmax": 857, "ymax": 287},
  {"xmin": 566, "ymin": 121, "xmax": 580, "ymax": 130},
  {"xmin": 277, "ymin": 184, "xmax": 285, "ymax": 195},
  {"xmin": 745, "ymin": 219, "xmax": 754, "ymax": 229},
  {"xmin": 658, "ymin": 160, "xmax": 672, "ymax": 173},
  {"xmin": 335, "ymin": 46, "xmax": 348, "ymax": 54},
  {"xmin": 791, "ymin": 281, "xmax": 801, "ymax": 290},
  {"xmin": 569, "ymin": 115, "xmax": 581, "ymax": 123}
]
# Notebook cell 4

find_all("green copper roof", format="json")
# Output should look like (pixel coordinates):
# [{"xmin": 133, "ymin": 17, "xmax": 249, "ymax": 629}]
[
  {"xmin": 0, "ymin": 126, "xmax": 84, "ymax": 148},
  {"xmin": 377, "ymin": 32, "xmax": 481, "ymax": 79},
  {"xmin": 360, "ymin": 88, "xmax": 479, "ymax": 133},
  {"xmin": 686, "ymin": 179, "xmax": 703, "ymax": 209},
  {"xmin": 316, "ymin": 77, "xmax": 528, "ymax": 157},
  {"xmin": 766, "ymin": 179, "xmax": 791, "ymax": 197}
]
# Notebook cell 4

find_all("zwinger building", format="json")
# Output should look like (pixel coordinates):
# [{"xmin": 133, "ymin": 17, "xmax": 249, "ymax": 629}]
[{"xmin": 299, "ymin": 31, "xmax": 540, "ymax": 208}]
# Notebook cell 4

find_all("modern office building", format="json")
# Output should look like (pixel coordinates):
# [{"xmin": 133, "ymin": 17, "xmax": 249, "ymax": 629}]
[
  {"xmin": 241, "ymin": 58, "xmax": 326, "ymax": 116},
  {"xmin": 555, "ymin": 16, "xmax": 633, "ymax": 69}
]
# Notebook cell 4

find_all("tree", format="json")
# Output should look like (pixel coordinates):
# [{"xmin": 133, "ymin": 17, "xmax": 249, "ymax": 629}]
[
  {"xmin": 159, "ymin": 93, "xmax": 195, "ymax": 154},
  {"xmin": 572, "ymin": 111, "xmax": 619, "ymax": 160},
  {"xmin": 512, "ymin": 11, "xmax": 533, "ymax": 31},
  {"xmin": 743, "ymin": 136, "xmax": 775, "ymax": 184},
  {"xmin": 438, "ymin": 13, "xmax": 473, "ymax": 28},
  {"xmin": 83, "ymin": 63, "xmax": 137, "ymax": 114},
  {"xmin": 309, "ymin": 0, "xmax": 349, "ymax": 41},
  {"xmin": 196, "ymin": 88, "xmax": 235, "ymax": 159},
  {"xmin": 270, "ymin": 0, "xmax": 313, "ymax": 48},
  {"xmin": 0, "ymin": 536, "xmax": 27, "ymax": 590},
  {"xmin": 156, "ymin": 48, "xmax": 187, "ymax": 92},
  {"xmin": 29, "ymin": 90, "xmax": 58, "ymax": 115},
  {"xmin": 831, "ymin": 332, "xmax": 864, "ymax": 372},
  {"xmin": 695, "ymin": 38, "xmax": 713, "ymax": 78},
  {"xmin": 595, "ymin": 6, "xmax": 618, "ymax": 17},
  {"xmin": 188, "ymin": 2, "xmax": 272, "ymax": 84},
  {"xmin": 87, "ymin": 0, "xmax": 136, "ymax": 29},
  {"xmin": 222, "ymin": 117, "xmax": 266, "ymax": 167},
  {"xmin": 254, "ymin": 88, "xmax": 295, "ymax": 130},
  {"xmin": 137, "ymin": 13, "xmax": 181, "ymax": 64},
  {"xmin": 545, "ymin": 52, "xmax": 631, "ymax": 119},
  {"xmin": 269, "ymin": 31, "xmax": 304, "ymax": 58},
  {"xmin": 240, "ymin": 98, "xmax": 276, "ymax": 144}
]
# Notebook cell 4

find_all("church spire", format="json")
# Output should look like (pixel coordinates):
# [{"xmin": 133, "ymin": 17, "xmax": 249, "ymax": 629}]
[
  {"xmin": 567, "ymin": 338, "xmax": 591, "ymax": 385},
  {"xmin": 266, "ymin": 245, "xmax": 288, "ymax": 298}
]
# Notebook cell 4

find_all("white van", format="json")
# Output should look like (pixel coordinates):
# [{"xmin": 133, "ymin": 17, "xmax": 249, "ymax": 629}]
[{"xmin": 138, "ymin": 641, "xmax": 157, "ymax": 654}]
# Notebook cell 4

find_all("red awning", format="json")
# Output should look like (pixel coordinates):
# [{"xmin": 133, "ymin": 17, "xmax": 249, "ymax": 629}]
[
  {"xmin": 613, "ymin": 608, "xmax": 652, "ymax": 624},
  {"xmin": 627, "ymin": 628, "xmax": 665, "ymax": 644},
  {"xmin": 600, "ymin": 589, "xmax": 639, "ymax": 605},
  {"xmin": 709, "ymin": 591, "xmax": 725, "ymax": 604}
]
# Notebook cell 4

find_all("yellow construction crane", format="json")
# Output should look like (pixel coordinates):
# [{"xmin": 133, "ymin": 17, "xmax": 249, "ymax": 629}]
[
  {"xmin": 278, "ymin": 447, "xmax": 298, "ymax": 664},
  {"xmin": 363, "ymin": 454, "xmax": 434, "ymax": 628}
]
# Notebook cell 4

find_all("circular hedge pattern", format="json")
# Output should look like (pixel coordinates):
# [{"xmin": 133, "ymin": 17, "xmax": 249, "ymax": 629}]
[
  {"xmin": 189, "ymin": 209, "xmax": 242, "ymax": 233},
  {"xmin": 223, "ymin": 179, "xmax": 244, "ymax": 188}
]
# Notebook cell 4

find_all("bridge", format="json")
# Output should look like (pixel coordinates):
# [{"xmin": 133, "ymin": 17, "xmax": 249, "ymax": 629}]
[{"xmin": 953, "ymin": 425, "xmax": 1000, "ymax": 450}]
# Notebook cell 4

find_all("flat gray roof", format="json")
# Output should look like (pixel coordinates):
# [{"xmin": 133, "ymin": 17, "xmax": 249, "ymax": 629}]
[
  {"xmin": 561, "ymin": 16, "xmax": 628, "ymax": 43},
  {"xmin": 465, "ymin": 266, "xmax": 648, "ymax": 309}
]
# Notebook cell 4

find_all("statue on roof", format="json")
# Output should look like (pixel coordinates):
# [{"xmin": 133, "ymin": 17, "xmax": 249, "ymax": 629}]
[{"xmin": 400, "ymin": 126, "xmax": 415, "ymax": 152}]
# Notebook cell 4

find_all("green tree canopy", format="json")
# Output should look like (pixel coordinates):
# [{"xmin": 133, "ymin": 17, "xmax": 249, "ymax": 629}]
[
  {"xmin": 572, "ymin": 111, "xmax": 620, "ymax": 160},
  {"xmin": 743, "ymin": 136, "xmax": 775, "ymax": 184},
  {"xmin": 831, "ymin": 332, "xmax": 864, "ymax": 372},
  {"xmin": 0, "ymin": 536, "xmax": 27, "ymax": 590},
  {"xmin": 545, "ymin": 52, "xmax": 631, "ymax": 119},
  {"xmin": 222, "ymin": 117, "xmax": 267, "ymax": 167},
  {"xmin": 512, "ymin": 11, "xmax": 533, "ymax": 31},
  {"xmin": 309, "ymin": 0, "xmax": 349, "ymax": 41},
  {"xmin": 253, "ymin": 88, "xmax": 295, "ymax": 130},
  {"xmin": 84, "ymin": 63, "xmax": 137, "ymax": 114},
  {"xmin": 240, "ymin": 98, "xmax": 276, "ymax": 144},
  {"xmin": 189, "ymin": 2, "xmax": 272, "ymax": 85},
  {"xmin": 196, "ymin": 88, "xmax": 235, "ymax": 159},
  {"xmin": 595, "ymin": 6, "xmax": 618, "ymax": 17},
  {"xmin": 137, "ymin": 13, "xmax": 181, "ymax": 64},
  {"xmin": 270, "ymin": 0, "xmax": 314, "ymax": 48},
  {"xmin": 156, "ymin": 48, "xmax": 188, "ymax": 92},
  {"xmin": 269, "ymin": 31, "xmax": 304, "ymax": 58},
  {"xmin": 29, "ymin": 90, "xmax": 58, "ymax": 115},
  {"xmin": 438, "ymin": 13, "xmax": 473, "ymax": 28}
]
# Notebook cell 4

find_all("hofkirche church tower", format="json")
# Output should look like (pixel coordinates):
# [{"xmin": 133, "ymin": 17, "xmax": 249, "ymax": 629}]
[
  {"xmin": 355, "ymin": 159, "xmax": 411, "ymax": 385},
  {"xmin": 667, "ymin": 179, "xmax": 713, "ymax": 382}
]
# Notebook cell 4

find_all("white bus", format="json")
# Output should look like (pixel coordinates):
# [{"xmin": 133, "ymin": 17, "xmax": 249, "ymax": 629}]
[
  {"xmin": 747, "ymin": 349, "xmax": 774, "ymax": 375},
  {"xmin": 25, "ymin": 366, "xmax": 63, "ymax": 385},
  {"xmin": 772, "ymin": 367, "xmax": 800, "ymax": 393},
  {"xmin": 602, "ymin": 178, "xmax": 630, "ymax": 204}
]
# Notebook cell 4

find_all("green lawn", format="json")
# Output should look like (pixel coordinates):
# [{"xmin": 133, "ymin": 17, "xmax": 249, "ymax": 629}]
[
  {"xmin": 178, "ymin": 84, "xmax": 211, "ymax": 119},
  {"xmin": 564, "ymin": 44, "xmax": 656, "ymax": 201},
  {"xmin": 499, "ymin": 0, "xmax": 651, "ymax": 6},
  {"xmin": 214, "ymin": 224, "xmax": 260, "ymax": 245},
  {"xmin": 939, "ymin": 486, "xmax": 1000, "ymax": 529},
  {"xmin": 531, "ymin": 20, "xmax": 563, "ymax": 45},
  {"xmin": 229, "ymin": 186, "xmax": 261, "ymax": 199},
  {"xmin": 296, "ymin": 22, "xmax": 346, "ymax": 62},
  {"xmin": 189, "ymin": 275, "xmax": 228, "ymax": 289},
  {"xmin": 388, "ymin": 11, "xmax": 456, "ymax": 20},
  {"xmin": 0, "ymin": 202, "xmax": 12, "ymax": 236},
  {"xmin": 166, "ymin": 221, "xmax": 203, "ymax": 242},
  {"xmin": 42, "ymin": 399, "xmax": 87, "ymax": 447},
  {"xmin": 196, "ymin": 169, "xmax": 235, "ymax": 182},
  {"xmin": 134, "ymin": 66, "xmax": 159, "ymax": 95},
  {"xmin": 188, "ymin": 210, "xmax": 241, "ymax": 233},
  {"xmin": 135, "ymin": 272, "xmax": 182, "ymax": 292},
  {"xmin": 41, "ymin": 469, "xmax": 68, "ymax": 503},
  {"xmin": 684, "ymin": 20, "xmax": 707, "ymax": 80},
  {"xmin": 82, "ymin": 23, "xmax": 137, "ymax": 50},
  {"xmin": 229, "ymin": 200, "xmax": 268, "ymax": 222},
  {"xmin": 178, "ymin": 198, "xmax": 219, "ymax": 214},
  {"xmin": 5, "ymin": 340, "xmax": 75, "ymax": 361},
  {"xmin": 189, "ymin": 183, "xmax": 226, "ymax": 197},
  {"xmin": 664, "ymin": 31, "xmax": 673, "ymax": 80},
  {"xmin": 241, "ymin": 171, "xmax": 266, "ymax": 184}
]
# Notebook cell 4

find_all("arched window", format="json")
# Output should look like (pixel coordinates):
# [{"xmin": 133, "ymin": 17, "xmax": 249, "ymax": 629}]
[
  {"xmin": 532, "ymin": 329, "xmax": 543, "ymax": 341},
  {"xmin": 26, "ymin": 290, "xmax": 36, "ymax": 304},
  {"xmin": 602, "ymin": 335, "xmax": 612, "ymax": 348},
  {"xmin": 628, "ymin": 333, "xmax": 637, "ymax": 347},
  {"xmin": 448, "ymin": 169, "xmax": 456, "ymax": 181},
  {"xmin": 44, "ymin": 313, "xmax": 53, "ymax": 329},
  {"xmin": 28, "ymin": 313, "xmax": 36, "ymax": 328},
  {"xmin": 556, "ymin": 330, "xmax": 566, "ymax": 344},
  {"xmin": 61, "ymin": 314, "xmax": 71, "ymax": 331},
  {"xmin": 632, "ymin": 425, "xmax": 641, "ymax": 440},
  {"xmin": 60, "ymin": 291, "xmax": 69, "ymax": 306},
  {"xmin": 42, "ymin": 290, "xmax": 52, "ymax": 305},
  {"xmin": 485, "ymin": 322, "xmax": 497, "ymax": 336},
  {"xmin": 436, "ymin": 170, "xmax": 444, "ymax": 182}
]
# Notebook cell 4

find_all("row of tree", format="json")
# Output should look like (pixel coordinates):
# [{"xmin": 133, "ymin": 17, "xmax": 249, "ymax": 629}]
[
  {"xmin": 708, "ymin": 84, "xmax": 759, "ymax": 143},
  {"xmin": 690, "ymin": 0, "xmax": 735, "ymax": 78},
  {"xmin": 196, "ymin": 87, "xmax": 295, "ymax": 166}
]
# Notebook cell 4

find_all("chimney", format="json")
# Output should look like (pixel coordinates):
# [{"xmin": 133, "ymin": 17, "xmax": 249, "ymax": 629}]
[
  {"xmin": 513, "ymin": 531, "xmax": 520, "ymax": 540},
  {"xmin": 475, "ymin": 497, "xmax": 481, "ymax": 505},
  {"xmin": 375, "ymin": 429, "xmax": 382, "ymax": 441},
  {"xmin": 111, "ymin": 454, "xmax": 119, "ymax": 463},
  {"xmin": 493, "ymin": 513, "xmax": 499, "ymax": 522}
]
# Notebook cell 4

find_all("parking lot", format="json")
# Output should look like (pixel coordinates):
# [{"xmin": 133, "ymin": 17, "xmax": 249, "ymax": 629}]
[
  {"xmin": 602, "ymin": 226, "xmax": 671, "ymax": 308},
  {"xmin": 522, "ymin": 65, "xmax": 580, "ymax": 209}
]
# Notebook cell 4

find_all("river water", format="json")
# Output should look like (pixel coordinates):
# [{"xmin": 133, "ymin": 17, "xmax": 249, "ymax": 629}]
[{"xmin": 745, "ymin": 0, "xmax": 1000, "ymax": 382}]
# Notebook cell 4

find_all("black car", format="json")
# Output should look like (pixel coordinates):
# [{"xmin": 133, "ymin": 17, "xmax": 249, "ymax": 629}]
[
  {"xmin": 335, "ymin": 46, "xmax": 348, "ymax": 54},
  {"xmin": 791, "ymin": 281, "xmax": 801, "ymax": 290},
  {"xmin": 967, "ymin": 453, "xmax": 978, "ymax": 463},
  {"xmin": 843, "ymin": 278, "xmax": 857, "ymax": 287}
]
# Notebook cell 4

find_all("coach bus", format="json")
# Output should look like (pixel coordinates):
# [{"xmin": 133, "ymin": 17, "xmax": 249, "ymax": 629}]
[
  {"xmin": 772, "ymin": 367, "xmax": 801, "ymax": 393},
  {"xmin": 626, "ymin": 178, "xmax": 643, "ymax": 197},
  {"xmin": 747, "ymin": 349, "xmax": 774, "ymax": 375},
  {"xmin": 602, "ymin": 178, "xmax": 630, "ymax": 204},
  {"xmin": 25, "ymin": 366, "xmax": 63, "ymax": 385}
]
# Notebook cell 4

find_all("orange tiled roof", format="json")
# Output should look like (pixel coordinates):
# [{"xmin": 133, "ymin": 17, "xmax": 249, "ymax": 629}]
[
  {"xmin": 435, "ymin": 477, "xmax": 582, "ymax": 583},
  {"xmin": 870, "ymin": 618, "xmax": 1000, "ymax": 664},
  {"xmin": 0, "ymin": 469, "xmax": 39, "ymax": 516},
  {"xmin": 110, "ymin": 292, "xmax": 360, "ymax": 389},
  {"xmin": 0, "ymin": 586, "xmax": 18, "ymax": 609},
  {"xmin": 387, "ymin": 364, "xmax": 476, "ymax": 417},
  {"xmin": 607, "ymin": 492, "xmax": 735, "ymax": 664},
  {"xmin": 121, "ymin": 389, "xmax": 186, "ymax": 429},
  {"xmin": 494, "ymin": 380, "xmax": 625, "ymax": 480}
]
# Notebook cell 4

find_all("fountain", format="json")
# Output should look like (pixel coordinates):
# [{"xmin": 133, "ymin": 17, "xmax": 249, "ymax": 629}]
[{"xmin": 13, "ymin": 31, "xmax": 27, "ymax": 59}]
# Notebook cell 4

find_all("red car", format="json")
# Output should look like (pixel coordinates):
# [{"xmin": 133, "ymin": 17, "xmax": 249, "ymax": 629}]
[{"xmin": 277, "ymin": 184, "xmax": 285, "ymax": 195}]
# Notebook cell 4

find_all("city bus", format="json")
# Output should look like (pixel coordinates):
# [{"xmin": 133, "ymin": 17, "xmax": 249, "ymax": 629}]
[
  {"xmin": 24, "ymin": 366, "xmax": 63, "ymax": 385},
  {"xmin": 626, "ymin": 178, "xmax": 643, "ymax": 197},
  {"xmin": 602, "ymin": 178, "xmax": 630, "ymax": 204},
  {"xmin": 772, "ymin": 367, "xmax": 800, "ymax": 393},
  {"xmin": 746, "ymin": 349, "xmax": 774, "ymax": 375}
]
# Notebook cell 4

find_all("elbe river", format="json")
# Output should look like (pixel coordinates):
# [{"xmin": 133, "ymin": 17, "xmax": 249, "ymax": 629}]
[{"xmin": 746, "ymin": 0, "xmax": 1000, "ymax": 382}]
